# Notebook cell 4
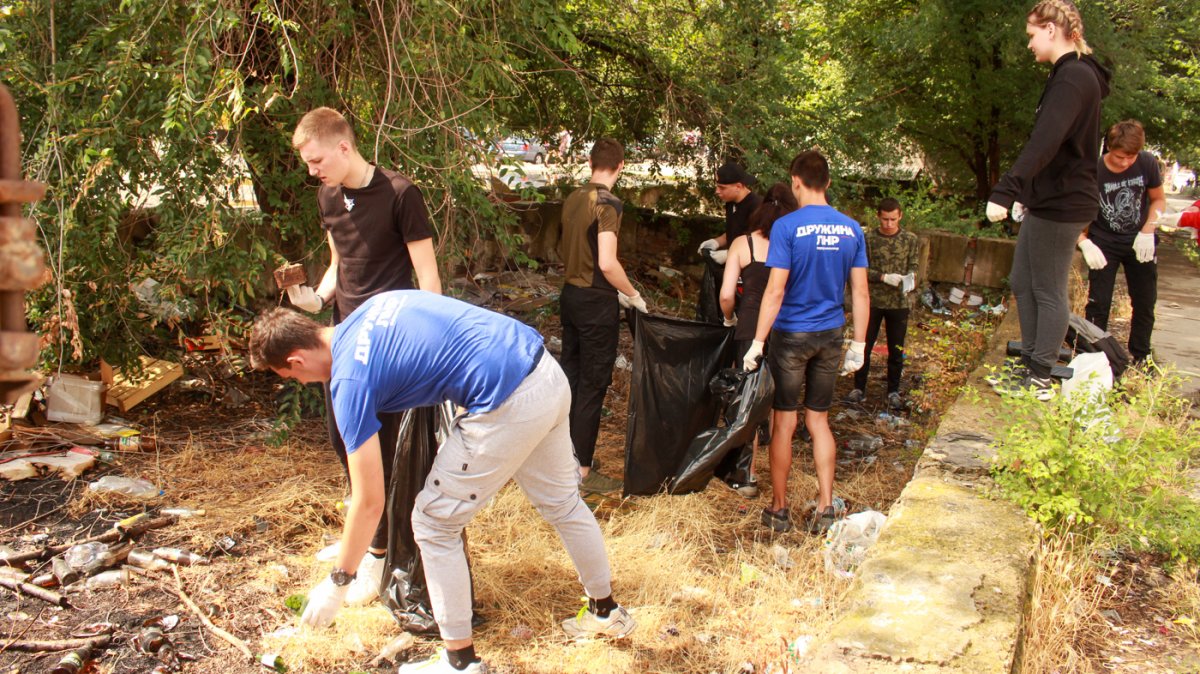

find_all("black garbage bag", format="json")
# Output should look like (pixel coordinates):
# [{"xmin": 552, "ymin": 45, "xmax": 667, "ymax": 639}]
[
  {"xmin": 1066, "ymin": 314, "xmax": 1132, "ymax": 377},
  {"xmin": 668, "ymin": 366, "xmax": 774, "ymax": 494},
  {"xmin": 624, "ymin": 311, "xmax": 735, "ymax": 495},
  {"xmin": 695, "ymin": 251, "xmax": 725, "ymax": 324},
  {"xmin": 383, "ymin": 403, "xmax": 458, "ymax": 635}
]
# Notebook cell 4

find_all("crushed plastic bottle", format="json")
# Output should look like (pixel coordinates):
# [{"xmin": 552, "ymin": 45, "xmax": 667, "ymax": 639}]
[
  {"xmin": 88, "ymin": 476, "xmax": 159, "ymax": 500},
  {"xmin": 845, "ymin": 435, "xmax": 883, "ymax": 454},
  {"xmin": 64, "ymin": 542, "xmax": 111, "ymax": 572}
]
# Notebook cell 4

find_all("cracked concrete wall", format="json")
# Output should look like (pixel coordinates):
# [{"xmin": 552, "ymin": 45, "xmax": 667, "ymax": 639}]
[{"xmin": 802, "ymin": 305, "xmax": 1038, "ymax": 673}]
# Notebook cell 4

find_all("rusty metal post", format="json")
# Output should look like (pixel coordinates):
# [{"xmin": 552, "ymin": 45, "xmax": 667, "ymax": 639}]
[{"xmin": 0, "ymin": 83, "xmax": 48, "ymax": 403}]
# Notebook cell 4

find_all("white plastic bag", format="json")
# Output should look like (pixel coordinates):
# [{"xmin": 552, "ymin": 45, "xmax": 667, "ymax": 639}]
[
  {"xmin": 1062, "ymin": 352, "xmax": 1112, "ymax": 405},
  {"xmin": 824, "ymin": 510, "xmax": 887, "ymax": 579}
]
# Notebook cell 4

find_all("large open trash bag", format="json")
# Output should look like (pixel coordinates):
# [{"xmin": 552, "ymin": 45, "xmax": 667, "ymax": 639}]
[
  {"xmin": 667, "ymin": 366, "xmax": 774, "ymax": 494},
  {"xmin": 624, "ymin": 311, "xmax": 734, "ymax": 495},
  {"xmin": 1066, "ymin": 314, "xmax": 1131, "ymax": 377},
  {"xmin": 695, "ymin": 252, "xmax": 725, "ymax": 324}
]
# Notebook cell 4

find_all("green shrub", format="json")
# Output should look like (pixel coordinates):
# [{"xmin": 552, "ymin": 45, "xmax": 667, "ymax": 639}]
[{"xmin": 991, "ymin": 367, "xmax": 1200, "ymax": 561}]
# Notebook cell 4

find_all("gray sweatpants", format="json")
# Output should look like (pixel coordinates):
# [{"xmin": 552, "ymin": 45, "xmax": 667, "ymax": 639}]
[
  {"xmin": 411, "ymin": 354, "xmax": 614, "ymax": 641},
  {"xmin": 1010, "ymin": 213, "xmax": 1089, "ymax": 377}
]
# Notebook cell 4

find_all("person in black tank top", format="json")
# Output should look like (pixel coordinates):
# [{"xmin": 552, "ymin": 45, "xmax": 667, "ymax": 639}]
[{"xmin": 715, "ymin": 182, "xmax": 797, "ymax": 498}]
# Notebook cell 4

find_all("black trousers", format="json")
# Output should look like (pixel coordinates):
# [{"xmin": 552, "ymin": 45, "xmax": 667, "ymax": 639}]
[
  {"xmin": 1085, "ymin": 237, "xmax": 1157, "ymax": 361},
  {"xmin": 559, "ymin": 284, "xmax": 619, "ymax": 469},
  {"xmin": 853, "ymin": 307, "xmax": 909, "ymax": 394},
  {"xmin": 325, "ymin": 382, "xmax": 403, "ymax": 550}
]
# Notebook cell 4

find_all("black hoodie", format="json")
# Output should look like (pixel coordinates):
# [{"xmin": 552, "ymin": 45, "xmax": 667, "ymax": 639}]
[{"xmin": 990, "ymin": 53, "xmax": 1112, "ymax": 223}]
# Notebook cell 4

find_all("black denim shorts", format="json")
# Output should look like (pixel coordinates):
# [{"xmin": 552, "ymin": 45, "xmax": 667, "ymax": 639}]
[{"xmin": 767, "ymin": 327, "xmax": 843, "ymax": 412}]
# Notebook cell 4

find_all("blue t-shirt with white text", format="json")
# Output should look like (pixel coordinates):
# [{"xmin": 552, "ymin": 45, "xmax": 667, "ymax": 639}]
[
  {"xmin": 330, "ymin": 291, "xmax": 544, "ymax": 454},
  {"xmin": 765, "ymin": 204, "xmax": 867, "ymax": 333}
]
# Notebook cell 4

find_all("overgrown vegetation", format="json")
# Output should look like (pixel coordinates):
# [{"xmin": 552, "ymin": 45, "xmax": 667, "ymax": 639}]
[
  {"xmin": 991, "ymin": 368, "xmax": 1200, "ymax": 562},
  {"xmin": 1, "ymin": 0, "xmax": 1198, "ymax": 369}
]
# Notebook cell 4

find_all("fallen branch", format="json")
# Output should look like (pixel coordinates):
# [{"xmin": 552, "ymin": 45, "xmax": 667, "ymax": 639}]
[
  {"xmin": 0, "ymin": 576, "xmax": 70, "ymax": 607},
  {"xmin": 3, "ymin": 633, "xmax": 111, "ymax": 652},
  {"xmin": 0, "ymin": 515, "xmax": 175, "ymax": 567},
  {"xmin": 171, "ymin": 567, "xmax": 252, "ymax": 660}
]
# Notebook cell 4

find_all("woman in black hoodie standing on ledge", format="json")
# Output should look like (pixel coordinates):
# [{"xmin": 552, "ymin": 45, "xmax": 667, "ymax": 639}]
[{"xmin": 986, "ymin": 0, "xmax": 1111, "ymax": 401}]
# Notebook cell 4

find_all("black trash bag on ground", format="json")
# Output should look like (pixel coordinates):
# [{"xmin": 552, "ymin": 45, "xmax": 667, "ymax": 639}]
[
  {"xmin": 695, "ymin": 251, "xmax": 725, "ymax": 324},
  {"xmin": 668, "ymin": 366, "xmax": 774, "ymax": 494},
  {"xmin": 624, "ymin": 311, "xmax": 735, "ymax": 495},
  {"xmin": 1066, "ymin": 314, "xmax": 1132, "ymax": 377},
  {"xmin": 383, "ymin": 403, "xmax": 464, "ymax": 635}
]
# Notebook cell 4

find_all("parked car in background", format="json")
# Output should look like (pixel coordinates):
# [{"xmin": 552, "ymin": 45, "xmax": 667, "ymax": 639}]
[{"xmin": 497, "ymin": 136, "xmax": 547, "ymax": 164}]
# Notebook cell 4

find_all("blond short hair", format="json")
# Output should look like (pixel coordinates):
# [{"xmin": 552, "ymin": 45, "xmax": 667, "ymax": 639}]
[{"xmin": 293, "ymin": 107, "xmax": 356, "ymax": 149}]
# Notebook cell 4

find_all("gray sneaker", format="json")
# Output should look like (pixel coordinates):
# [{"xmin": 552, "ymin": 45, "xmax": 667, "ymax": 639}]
[
  {"xmin": 723, "ymin": 477, "xmax": 759, "ymax": 498},
  {"xmin": 561, "ymin": 605, "xmax": 636, "ymax": 639},
  {"xmin": 844, "ymin": 388, "xmax": 865, "ymax": 404},
  {"xmin": 887, "ymin": 391, "xmax": 903, "ymax": 411},
  {"xmin": 580, "ymin": 470, "xmax": 623, "ymax": 495}
]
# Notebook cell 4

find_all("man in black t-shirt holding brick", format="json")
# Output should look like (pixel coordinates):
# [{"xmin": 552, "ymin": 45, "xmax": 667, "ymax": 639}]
[{"xmin": 290, "ymin": 107, "xmax": 442, "ymax": 608}]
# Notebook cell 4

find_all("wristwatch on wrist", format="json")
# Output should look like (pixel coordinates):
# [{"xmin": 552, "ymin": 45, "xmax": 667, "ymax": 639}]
[{"xmin": 330, "ymin": 567, "xmax": 356, "ymax": 586}]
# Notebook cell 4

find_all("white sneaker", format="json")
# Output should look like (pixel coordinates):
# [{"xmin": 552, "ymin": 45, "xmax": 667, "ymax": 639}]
[
  {"xmin": 345, "ymin": 552, "xmax": 387, "ymax": 606},
  {"xmin": 561, "ymin": 605, "xmax": 636, "ymax": 639},
  {"xmin": 397, "ymin": 648, "xmax": 487, "ymax": 673}
]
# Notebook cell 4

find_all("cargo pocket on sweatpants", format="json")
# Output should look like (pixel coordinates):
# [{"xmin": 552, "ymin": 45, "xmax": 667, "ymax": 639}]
[{"xmin": 414, "ymin": 468, "xmax": 483, "ymax": 528}]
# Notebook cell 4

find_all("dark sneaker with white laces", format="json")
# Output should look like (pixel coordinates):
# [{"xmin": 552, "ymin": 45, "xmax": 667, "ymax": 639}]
[
  {"xmin": 887, "ymin": 391, "xmax": 903, "ymax": 411},
  {"xmin": 1022, "ymin": 375, "xmax": 1056, "ymax": 401},
  {"xmin": 761, "ymin": 507, "xmax": 792, "ymax": 533},
  {"xmin": 986, "ymin": 357, "xmax": 1029, "ymax": 389}
]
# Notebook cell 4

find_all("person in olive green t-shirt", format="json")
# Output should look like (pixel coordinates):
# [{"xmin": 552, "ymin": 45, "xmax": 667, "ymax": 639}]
[{"xmin": 558, "ymin": 139, "xmax": 647, "ymax": 494}]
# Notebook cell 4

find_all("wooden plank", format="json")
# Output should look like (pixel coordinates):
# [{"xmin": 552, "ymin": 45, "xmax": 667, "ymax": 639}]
[
  {"xmin": 103, "ymin": 357, "xmax": 184, "ymax": 413},
  {"xmin": 972, "ymin": 237, "xmax": 1017, "ymax": 288}
]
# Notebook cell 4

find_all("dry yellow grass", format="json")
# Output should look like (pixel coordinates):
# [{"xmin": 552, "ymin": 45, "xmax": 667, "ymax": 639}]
[{"xmin": 1020, "ymin": 531, "xmax": 1108, "ymax": 674}]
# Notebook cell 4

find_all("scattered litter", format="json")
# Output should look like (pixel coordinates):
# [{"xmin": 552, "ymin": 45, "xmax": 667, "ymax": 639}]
[
  {"xmin": 874, "ymin": 412, "xmax": 909, "ymax": 430},
  {"xmin": 659, "ymin": 624, "xmax": 681, "ymax": 639},
  {"xmin": 834, "ymin": 409, "xmax": 863, "ymax": 422},
  {"xmin": 738, "ymin": 562, "xmax": 762, "ymax": 585},
  {"xmin": 614, "ymin": 354, "xmax": 632, "ymax": 371},
  {"xmin": 101, "ymin": 356, "xmax": 184, "ymax": 413},
  {"xmin": 770, "ymin": 544, "xmax": 794, "ymax": 570},
  {"xmin": 64, "ymin": 543, "xmax": 112, "ymax": 572},
  {"xmin": 257, "ymin": 652, "xmax": 287, "ymax": 673},
  {"xmin": 85, "ymin": 568, "xmax": 130, "ymax": 589},
  {"xmin": 1102, "ymin": 609, "xmax": 1124, "ymax": 625},
  {"xmin": 657, "ymin": 265, "xmax": 683, "ymax": 279},
  {"xmin": 824, "ymin": 510, "xmax": 887, "ymax": 579},
  {"xmin": 948, "ymin": 287, "xmax": 965, "ymax": 304},
  {"xmin": 132, "ymin": 278, "xmax": 195, "ymax": 322},
  {"xmin": 967, "ymin": 293, "xmax": 983, "ymax": 306},
  {"xmin": 46, "ymin": 375, "xmax": 105, "ymax": 425},
  {"xmin": 921, "ymin": 287, "xmax": 951, "ymax": 315},
  {"xmin": 88, "ymin": 475, "xmax": 159, "ymax": 500},
  {"xmin": 846, "ymin": 434, "xmax": 883, "ymax": 455},
  {"xmin": 1096, "ymin": 574, "xmax": 1113, "ymax": 587},
  {"xmin": 790, "ymin": 635, "xmax": 813, "ymax": 658},
  {"xmin": 152, "ymin": 547, "xmax": 209, "ymax": 566},
  {"xmin": 509, "ymin": 624, "xmax": 534, "ymax": 640},
  {"xmin": 370, "ymin": 633, "xmax": 416, "ymax": 667},
  {"xmin": 161, "ymin": 507, "xmax": 205, "ymax": 518},
  {"xmin": 0, "ymin": 447, "xmax": 98, "ymax": 482}
]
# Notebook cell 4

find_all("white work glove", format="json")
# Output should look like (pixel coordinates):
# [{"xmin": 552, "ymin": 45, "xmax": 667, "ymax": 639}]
[
  {"xmin": 709, "ymin": 249, "xmax": 729, "ymax": 265},
  {"xmin": 1012, "ymin": 202, "xmax": 1027, "ymax": 223},
  {"xmin": 881, "ymin": 273, "xmax": 903, "ymax": 287},
  {"xmin": 841, "ymin": 341, "xmax": 866, "ymax": 376},
  {"xmin": 986, "ymin": 202, "xmax": 1008, "ymax": 223},
  {"xmin": 1077, "ymin": 238, "xmax": 1108, "ymax": 270},
  {"xmin": 286, "ymin": 285, "xmax": 325, "ymax": 313},
  {"xmin": 1133, "ymin": 232, "xmax": 1155, "ymax": 263},
  {"xmin": 299, "ymin": 577, "xmax": 349, "ymax": 628},
  {"xmin": 618, "ymin": 291, "xmax": 648, "ymax": 313},
  {"xmin": 697, "ymin": 239, "xmax": 720, "ymax": 255},
  {"xmin": 742, "ymin": 340, "xmax": 764, "ymax": 372},
  {"xmin": 722, "ymin": 314, "xmax": 737, "ymax": 328}
]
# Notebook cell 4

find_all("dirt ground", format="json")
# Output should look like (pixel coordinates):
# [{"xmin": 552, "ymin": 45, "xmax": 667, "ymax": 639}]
[{"xmin": 10, "ymin": 267, "xmax": 1193, "ymax": 673}]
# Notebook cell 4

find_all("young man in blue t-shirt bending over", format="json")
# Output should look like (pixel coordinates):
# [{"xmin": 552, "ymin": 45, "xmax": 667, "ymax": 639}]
[
  {"xmin": 743, "ymin": 150, "xmax": 869, "ymax": 535},
  {"xmin": 250, "ymin": 291, "xmax": 635, "ymax": 673}
]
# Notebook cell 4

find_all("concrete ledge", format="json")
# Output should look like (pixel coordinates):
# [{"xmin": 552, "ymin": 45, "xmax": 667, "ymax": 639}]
[{"xmin": 805, "ymin": 306, "xmax": 1038, "ymax": 672}]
